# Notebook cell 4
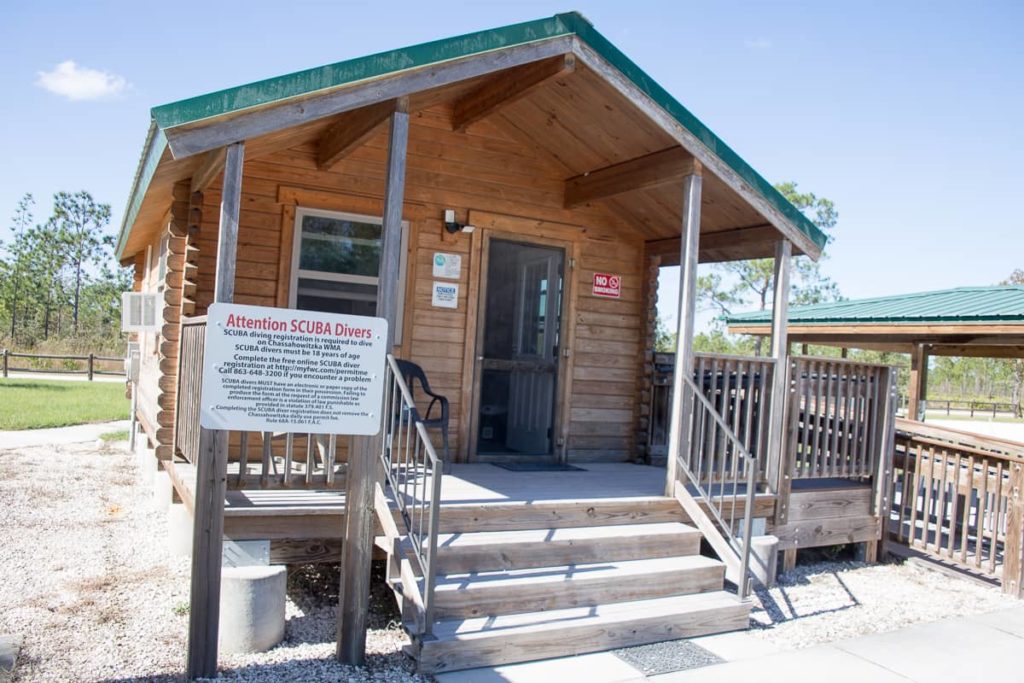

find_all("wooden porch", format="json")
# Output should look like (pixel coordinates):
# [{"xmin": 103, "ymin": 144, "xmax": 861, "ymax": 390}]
[{"xmin": 161, "ymin": 459, "xmax": 775, "ymax": 561}]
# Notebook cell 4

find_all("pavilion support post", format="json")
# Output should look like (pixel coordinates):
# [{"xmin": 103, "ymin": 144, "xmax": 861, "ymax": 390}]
[
  {"xmin": 908, "ymin": 342, "xmax": 929, "ymax": 421},
  {"xmin": 664, "ymin": 167, "xmax": 702, "ymax": 496},
  {"xmin": 186, "ymin": 141, "xmax": 243, "ymax": 680},
  {"xmin": 337, "ymin": 98, "xmax": 408, "ymax": 664},
  {"xmin": 766, "ymin": 240, "xmax": 792, "ymax": 504}
]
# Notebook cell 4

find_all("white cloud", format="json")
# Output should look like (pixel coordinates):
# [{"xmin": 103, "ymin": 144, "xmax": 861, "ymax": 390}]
[
  {"xmin": 744, "ymin": 38, "xmax": 772, "ymax": 50},
  {"xmin": 35, "ymin": 60, "xmax": 128, "ymax": 101}
]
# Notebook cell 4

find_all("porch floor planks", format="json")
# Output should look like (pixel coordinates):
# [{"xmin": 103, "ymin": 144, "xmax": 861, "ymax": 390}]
[{"xmin": 435, "ymin": 462, "xmax": 666, "ymax": 504}]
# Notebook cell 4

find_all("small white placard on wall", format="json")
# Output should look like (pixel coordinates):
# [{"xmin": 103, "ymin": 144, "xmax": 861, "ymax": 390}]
[
  {"xmin": 199, "ymin": 303, "xmax": 387, "ymax": 435},
  {"xmin": 431, "ymin": 281, "xmax": 459, "ymax": 309},
  {"xmin": 432, "ymin": 252, "xmax": 462, "ymax": 279}
]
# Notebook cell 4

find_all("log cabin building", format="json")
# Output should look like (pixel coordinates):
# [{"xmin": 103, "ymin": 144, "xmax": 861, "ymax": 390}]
[{"xmin": 117, "ymin": 12, "xmax": 899, "ymax": 675}]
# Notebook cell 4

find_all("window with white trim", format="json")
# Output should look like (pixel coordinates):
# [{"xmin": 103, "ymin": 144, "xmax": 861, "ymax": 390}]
[{"xmin": 289, "ymin": 207, "xmax": 408, "ymax": 342}]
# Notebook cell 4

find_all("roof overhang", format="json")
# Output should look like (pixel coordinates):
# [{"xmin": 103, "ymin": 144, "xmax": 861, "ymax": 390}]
[{"xmin": 117, "ymin": 12, "xmax": 827, "ymax": 262}]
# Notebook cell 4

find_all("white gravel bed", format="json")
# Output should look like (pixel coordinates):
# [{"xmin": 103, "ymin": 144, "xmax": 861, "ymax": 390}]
[
  {"xmin": 0, "ymin": 440, "xmax": 426, "ymax": 683},
  {"xmin": 749, "ymin": 558, "xmax": 1017, "ymax": 649}
]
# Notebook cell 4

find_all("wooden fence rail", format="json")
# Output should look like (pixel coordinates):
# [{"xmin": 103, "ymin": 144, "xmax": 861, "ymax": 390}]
[
  {"xmin": 2, "ymin": 348, "xmax": 123, "ymax": 380},
  {"xmin": 173, "ymin": 316, "xmax": 346, "ymax": 490},
  {"xmin": 926, "ymin": 399, "xmax": 1022, "ymax": 419},
  {"xmin": 888, "ymin": 418, "xmax": 1024, "ymax": 596}
]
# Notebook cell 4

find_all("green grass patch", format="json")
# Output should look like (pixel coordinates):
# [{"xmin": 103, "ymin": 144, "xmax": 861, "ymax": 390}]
[
  {"xmin": 99, "ymin": 429, "xmax": 131, "ymax": 442},
  {"xmin": 0, "ymin": 379, "xmax": 129, "ymax": 430}
]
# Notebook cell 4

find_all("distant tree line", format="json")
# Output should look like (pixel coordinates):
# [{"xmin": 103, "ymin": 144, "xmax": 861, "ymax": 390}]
[{"xmin": 0, "ymin": 192, "xmax": 130, "ymax": 353}]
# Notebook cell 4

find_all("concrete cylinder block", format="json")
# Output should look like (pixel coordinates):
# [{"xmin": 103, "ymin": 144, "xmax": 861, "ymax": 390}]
[
  {"xmin": 750, "ymin": 535, "xmax": 779, "ymax": 588},
  {"xmin": 166, "ymin": 503, "xmax": 193, "ymax": 558},
  {"xmin": 218, "ymin": 565, "xmax": 287, "ymax": 654}
]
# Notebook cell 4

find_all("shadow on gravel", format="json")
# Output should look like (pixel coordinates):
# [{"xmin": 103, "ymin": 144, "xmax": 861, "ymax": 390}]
[{"xmin": 752, "ymin": 564, "xmax": 863, "ymax": 626}]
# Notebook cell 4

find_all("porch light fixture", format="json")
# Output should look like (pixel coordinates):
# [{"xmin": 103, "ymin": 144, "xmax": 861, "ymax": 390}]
[{"xmin": 444, "ymin": 209, "xmax": 475, "ymax": 234}]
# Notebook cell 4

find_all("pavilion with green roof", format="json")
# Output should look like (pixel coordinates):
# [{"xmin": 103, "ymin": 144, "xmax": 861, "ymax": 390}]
[{"xmin": 726, "ymin": 286, "xmax": 1024, "ymax": 419}]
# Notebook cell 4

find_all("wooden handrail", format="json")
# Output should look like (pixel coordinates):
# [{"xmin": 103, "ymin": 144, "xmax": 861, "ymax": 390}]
[
  {"xmin": 888, "ymin": 420, "xmax": 1024, "ymax": 596},
  {"xmin": 895, "ymin": 417, "xmax": 1024, "ymax": 459}
]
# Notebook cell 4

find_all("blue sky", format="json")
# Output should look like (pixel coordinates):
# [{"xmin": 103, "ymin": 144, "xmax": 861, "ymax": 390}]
[{"xmin": 3, "ymin": 1, "xmax": 1022, "ymax": 329}]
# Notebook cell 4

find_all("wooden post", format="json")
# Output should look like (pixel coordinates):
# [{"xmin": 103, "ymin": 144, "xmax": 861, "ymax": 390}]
[
  {"xmin": 1004, "ymin": 462, "xmax": 1024, "ymax": 597},
  {"xmin": 908, "ymin": 342, "xmax": 928, "ymax": 421},
  {"xmin": 337, "ymin": 99, "xmax": 408, "ymax": 664},
  {"xmin": 872, "ymin": 365, "xmax": 898, "ymax": 561},
  {"xmin": 87, "ymin": 353, "xmax": 94, "ymax": 381},
  {"xmin": 766, "ymin": 240, "xmax": 792, "ymax": 499},
  {"xmin": 185, "ymin": 141, "xmax": 243, "ymax": 681},
  {"xmin": 2, "ymin": 349, "xmax": 7, "ymax": 378},
  {"xmin": 664, "ymin": 165, "xmax": 702, "ymax": 496}
]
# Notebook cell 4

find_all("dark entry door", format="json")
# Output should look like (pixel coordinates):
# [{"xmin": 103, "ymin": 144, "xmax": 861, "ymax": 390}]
[{"xmin": 476, "ymin": 239, "xmax": 565, "ymax": 457}]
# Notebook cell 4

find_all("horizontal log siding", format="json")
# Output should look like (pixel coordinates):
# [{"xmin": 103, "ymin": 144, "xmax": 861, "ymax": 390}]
[{"xmin": 191, "ymin": 105, "xmax": 645, "ymax": 462}]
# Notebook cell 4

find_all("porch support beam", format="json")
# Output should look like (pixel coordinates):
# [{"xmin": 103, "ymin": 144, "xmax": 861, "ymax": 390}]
[
  {"xmin": 337, "ymin": 98, "xmax": 409, "ymax": 665},
  {"xmin": 664, "ymin": 169, "xmax": 702, "ymax": 496},
  {"xmin": 190, "ymin": 147, "xmax": 227, "ymax": 194},
  {"xmin": 570, "ymin": 41, "xmax": 822, "ymax": 260},
  {"xmin": 765, "ymin": 240, "xmax": 791, "ymax": 509},
  {"xmin": 186, "ymin": 141, "xmax": 243, "ymax": 680},
  {"xmin": 452, "ymin": 54, "xmax": 575, "ymax": 132},
  {"xmin": 317, "ymin": 100, "xmax": 397, "ymax": 171},
  {"xmin": 646, "ymin": 223, "xmax": 777, "ymax": 266},
  {"xmin": 564, "ymin": 147, "xmax": 699, "ymax": 209},
  {"xmin": 908, "ymin": 342, "xmax": 929, "ymax": 421}
]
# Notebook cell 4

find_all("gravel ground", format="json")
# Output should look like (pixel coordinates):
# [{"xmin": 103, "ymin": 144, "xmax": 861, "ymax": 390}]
[
  {"xmin": 2, "ymin": 437, "xmax": 1018, "ymax": 680},
  {"xmin": 0, "ymin": 440, "xmax": 426, "ymax": 683},
  {"xmin": 748, "ymin": 558, "xmax": 1017, "ymax": 649}
]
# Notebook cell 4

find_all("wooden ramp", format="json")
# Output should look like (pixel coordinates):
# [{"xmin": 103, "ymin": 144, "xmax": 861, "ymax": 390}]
[{"xmin": 379, "ymin": 492, "xmax": 751, "ymax": 674}]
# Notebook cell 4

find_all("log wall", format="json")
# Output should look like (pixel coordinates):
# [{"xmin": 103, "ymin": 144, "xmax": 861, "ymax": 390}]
[{"xmin": 163, "ymin": 104, "xmax": 648, "ymax": 463}]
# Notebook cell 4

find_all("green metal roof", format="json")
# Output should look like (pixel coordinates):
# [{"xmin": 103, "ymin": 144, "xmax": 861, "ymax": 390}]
[
  {"xmin": 117, "ymin": 11, "xmax": 828, "ymax": 258},
  {"xmin": 726, "ymin": 286, "xmax": 1024, "ymax": 327}
]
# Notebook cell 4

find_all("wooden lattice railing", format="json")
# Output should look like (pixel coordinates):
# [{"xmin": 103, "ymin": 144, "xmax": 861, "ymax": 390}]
[
  {"xmin": 786, "ymin": 357, "xmax": 895, "ymax": 480},
  {"xmin": 173, "ymin": 315, "xmax": 346, "ymax": 489},
  {"xmin": 889, "ymin": 418, "xmax": 1024, "ymax": 595}
]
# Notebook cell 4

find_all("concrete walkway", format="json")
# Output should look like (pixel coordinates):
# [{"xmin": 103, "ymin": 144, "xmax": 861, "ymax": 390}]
[
  {"xmin": 0, "ymin": 420, "xmax": 131, "ymax": 449},
  {"xmin": 437, "ymin": 607, "xmax": 1024, "ymax": 682}
]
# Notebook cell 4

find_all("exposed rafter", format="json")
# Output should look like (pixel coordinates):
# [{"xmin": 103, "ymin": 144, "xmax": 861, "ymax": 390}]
[
  {"xmin": 317, "ymin": 100, "xmax": 397, "ymax": 171},
  {"xmin": 564, "ymin": 147, "xmax": 700, "ymax": 209},
  {"xmin": 190, "ymin": 147, "xmax": 227, "ymax": 194},
  {"xmin": 452, "ymin": 54, "xmax": 575, "ymax": 132},
  {"xmin": 646, "ymin": 224, "xmax": 778, "ymax": 265}
]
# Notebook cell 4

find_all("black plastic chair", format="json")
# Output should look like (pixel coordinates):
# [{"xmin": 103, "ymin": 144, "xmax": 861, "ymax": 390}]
[{"xmin": 394, "ymin": 358, "xmax": 450, "ymax": 468}]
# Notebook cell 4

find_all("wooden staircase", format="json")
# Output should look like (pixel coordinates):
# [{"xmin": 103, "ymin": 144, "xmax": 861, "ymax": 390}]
[{"xmin": 378, "ymin": 494, "xmax": 752, "ymax": 674}]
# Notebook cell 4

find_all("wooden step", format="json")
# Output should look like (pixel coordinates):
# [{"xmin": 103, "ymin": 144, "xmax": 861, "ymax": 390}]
[
  {"xmin": 417, "ymin": 591, "xmax": 750, "ymax": 673},
  {"xmin": 435, "ymin": 522, "xmax": 701, "ymax": 573},
  {"xmin": 433, "ymin": 554, "xmax": 725, "ymax": 619},
  {"xmin": 435, "ymin": 496, "xmax": 684, "ymax": 533}
]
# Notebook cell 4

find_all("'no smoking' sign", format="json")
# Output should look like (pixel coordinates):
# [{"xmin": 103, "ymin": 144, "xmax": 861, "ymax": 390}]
[{"xmin": 592, "ymin": 272, "xmax": 622, "ymax": 298}]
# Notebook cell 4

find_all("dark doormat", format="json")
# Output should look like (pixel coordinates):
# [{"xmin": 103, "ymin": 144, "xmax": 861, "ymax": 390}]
[
  {"xmin": 490, "ymin": 462, "xmax": 586, "ymax": 472},
  {"xmin": 614, "ymin": 639, "xmax": 723, "ymax": 675}
]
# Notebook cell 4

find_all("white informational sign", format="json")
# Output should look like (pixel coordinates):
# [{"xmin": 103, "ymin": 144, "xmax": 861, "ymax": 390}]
[
  {"xmin": 432, "ymin": 252, "xmax": 462, "ymax": 279},
  {"xmin": 199, "ymin": 303, "xmax": 387, "ymax": 435},
  {"xmin": 431, "ymin": 281, "xmax": 459, "ymax": 309}
]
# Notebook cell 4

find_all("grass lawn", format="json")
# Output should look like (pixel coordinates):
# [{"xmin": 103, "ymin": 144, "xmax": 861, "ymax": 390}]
[{"xmin": 0, "ymin": 379, "xmax": 129, "ymax": 430}]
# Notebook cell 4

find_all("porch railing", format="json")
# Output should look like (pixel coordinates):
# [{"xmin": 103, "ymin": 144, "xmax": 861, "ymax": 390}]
[
  {"xmin": 650, "ymin": 352, "xmax": 774, "ymax": 470},
  {"xmin": 888, "ymin": 418, "xmax": 1024, "ymax": 595},
  {"xmin": 675, "ymin": 372, "xmax": 763, "ymax": 599},
  {"xmin": 378, "ymin": 353, "xmax": 444, "ymax": 635},
  {"xmin": 785, "ymin": 357, "xmax": 893, "ymax": 481},
  {"xmin": 173, "ymin": 315, "xmax": 345, "ymax": 489}
]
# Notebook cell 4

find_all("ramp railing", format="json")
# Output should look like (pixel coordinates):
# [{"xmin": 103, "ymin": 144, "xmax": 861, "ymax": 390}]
[{"xmin": 378, "ymin": 353, "xmax": 444, "ymax": 633}]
